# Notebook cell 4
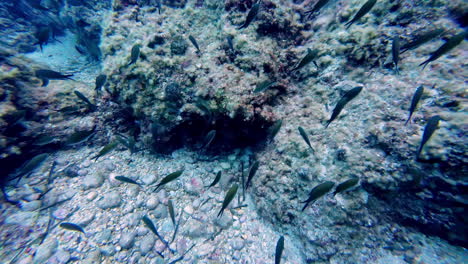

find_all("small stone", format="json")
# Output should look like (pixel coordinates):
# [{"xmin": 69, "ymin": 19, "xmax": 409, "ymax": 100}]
[
  {"xmin": 86, "ymin": 191, "xmax": 98, "ymax": 201},
  {"xmin": 97, "ymin": 191, "xmax": 121, "ymax": 209},
  {"xmin": 183, "ymin": 205, "xmax": 194, "ymax": 214},
  {"xmin": 139, "ymin": 235, "xmax": 155, "ymax": 255},
  {"xmin": 230, "ymin": 237, "xmax": 245, "ymax": 251},
  {"xmin": 140, "ymin": 174, "xmax": 157, "ymax": 185},
  {"xmin": 100, "ymin": 245, "xmax": 115, "ymax": 256},
  {"xmin": 185, "ymin": 222, "xmax": 209, "ymax": 238},
  {"xmin": 5, "ymin": 211, "xmax": 38, "ymax": 226},
  {"xmin": 20, "ymin": 200, "xmax": 41, "ymax": 211},
  {"xmin": 82, "ymin": 173, "xmax": 104, "ymax": 190},
  {"xmin": 219, "ymin": 162, "xmax": 231, "ymax": 170},
  {"xmin": 50, "ymin": 248, "xmax": 70, "ymax": 264},
  {"xmin": 33, "ymin": 238, "xmax": 57, "ymax": 263},
  {"xmin": 153, "ymin": 205, "xmax": 168, "ymax": 219},
  {"xmin": 73, "ymin": 209, "xmax": 95, "ymax": 226},
  {"xmin": 136, "ymin": 226, "xmax": 148, "ymax": 236},
  {"xmin": 82, "ymin": 250, "xmax": 101, "ymax": 264},
  {"xmin": 95, "ymin": 229, "xmax": 112, "ymax": 244},
  {"xmin": 214, "ymin": 214, "xmax": 233, "ymax": 229},
  {"xmin": 119, "ymin": 231, "xmax": 136, "ymax": 249},
  {"xmin": 53, "ymin": 207, "xmax": 72, "ymax": 220},
  {"xmin": 146, "ymin": 196, "xmax": 159, "ymax": 210}
]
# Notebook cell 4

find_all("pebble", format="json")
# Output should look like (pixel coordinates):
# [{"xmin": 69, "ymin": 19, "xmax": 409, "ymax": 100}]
[
  {"xmin": 50, "ymin": 248, "xmax": 70, "ymax": 264},
  {"xmin": 231, "ymin": 237, "xmax": 245, "ymax": 251},
  {"xmin": 214, "ymin": 214, "xmax": 233, "ymax": 229},
  {"xmin": 96, "ymin": 191, "xmax": 122, "ymax": 209},
  {"xmin": 139, "ymin": 235, "xmax": 155, "ymax": 255},
  {"xmin": 95, "ymin": 229, "xmax": 112, "ymax": 244},
  {"xmin": 82, "ymin": 173, "xmax": 104, "ymax": 190},
  {"xmin": 86, "ymin": 191, "xmax": 98, "ymax": 201},
  {"xmin": 219, "ymin": 162, "xmax": 231, "ymax": 170},
  {"xmin": 20, "ymin": 200, "xmax": 41, "ymax": 211},
  {"xmin": 5, "ymin": 211, "xmax": 38, "ymax": 226},
  {"xmin": 100, "ymin": 245, "xmax": 116, "ymax": 256},
  {"xmin": 119, "ymin": 231, "xmax": 136, "ymax": 249},
  {"xmin": 33, "ymin": 238, "xmax": 58, "ymax": 263},
  {"xmin": 73, "ymin": 209, "xmax": 95, "ymax": 226},
  {"xmin": 146, "ymin": 196, "xmax": 159, "ymax": 209},
  {"xmin": 82, "ymin": 250, "xmax": 101, "ymax": 264},
  {"xmin": 153, "ymin": 205, "xmax": 168, "ymax": 219},
  {"xmin": 140, "ymin": 174, "xmax": 157, "ymax": 185},
  {"xmin": 52, "ymin": 207, "xmax": 72, "ymax": 220},
  {"xmin": 185, "ymin": 222, "xmax": 209, "ymax": 238}
]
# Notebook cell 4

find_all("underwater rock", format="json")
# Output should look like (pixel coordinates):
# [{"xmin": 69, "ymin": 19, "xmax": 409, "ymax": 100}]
[{"xmin": 170, "ymin": 35, "xmax": 188, "ymax": 55}]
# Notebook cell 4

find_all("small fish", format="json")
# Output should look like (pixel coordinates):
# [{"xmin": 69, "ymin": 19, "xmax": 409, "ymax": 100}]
[
  {"xmin": 291, "ymin": 48, "xmax": 319, "ymax": 72},
  {"xmin": 207, "ymin": 171, "xmax": 222, "ymax": 188},
  {"xmin": 305, "ymin": 0, "xmax": 331, "ymax": 18},
  {"xmin": 419, "ymin": 31, "xmax": 467, "ymax": 69},
  {"xmin": 238, "ymin": 3, "xmax": 260, "ymax": 30},
  {"xmin": 168, "ymin": 200, "xmax": 176, "ymax": 227},
  {"xmin": 405, "ymin": 85, "xmax": 424, "ymax": 125},
  {"xmin": 196, "ymin": 99, "xmax": 213, "ymax": 125},
  {"xmin": 226, "ymin": 35, "xmax": 234, "ymax": 51},
  {"xmin": 246, "ymin": 160, "xmax": 259, "ymax": 189},
  {"xmin": 416, "ymin": 115, "xmax": 441, "ymax": 159},
  {"xmin": 154, "ymin": 169, "xmax": 184, "ymax": 192},
  {"xmin": 268, "ymin": 119, "xmax": 282, "ymax": 140},
  {"xmin": 59, "ymin": 222, "xmax": 85, "ymax": 234},
  {"xmin": 95, "ymin": 74, "xmax": 107, "ymax": 92},
  {"xmin": 58, "ymin": 105, "xmax": 81, "ymax": 115},
  {"xmin": 392, "ymin": 36, "xmax": 400, "ymax": 74},
  {"xmin": 344, "ymin": 0, "xmax": 377, "ymax": 29},
  {"xmin": 325, "ymin": 86, "xmax": 363, "ymax": 128},
  {"xmin": 201, "ymin": 130, "xmax": 216, "ymax": 149},
  {"xmin": 156, "ymin": 0, "xmax": 162, "ymax": 14},
  {"xmin": 16, "ymin": 153, "xmax": 48, "ymax": 177},
  {"xmin": 302, "ymin": 181, "xmax": 335, "ymax": 211},
  {"xmin": 218, "ymin": 184, "xmax": 238, "ymax": 217},
  {"xmin": 400, "ymin": 29, "xmax": 445, "ymax": 54},
  {"xmin": 75, "ymin": 45, "xmax": 86, "ymax": 55},
  {"xmin": 254, "ymin": 80, "xmax": 276, "ymax": 93},
  {"xmin": 92, "ymin": 141, "xmax": 119, "ymax": 161},
  {"xmin": 33, "ymin": 135, "xmax": 55, "ymax": 146},
  {"xmin": 65, "ymin": 128, "xmax": 95, "ymax": 146},
  {"xmin": 115, "ymin": 176, "xmax": 139, "ymax": 185},
  {"xmin": 142, "ymin": 215, "xmax": 172, "ymax": 251},
  {"xmin": 34, "ymin": 27, "xmax": 50, "ymax": 51},
  {"xmin": 275, "ymin": 236, "xmax": 285, "ymax": 264},
  {"xmin": 298, "ymin": 127, "xmax": 314, "ymax": 152},
  {"xmin": 333, "ymin": 178, "xmax": 359, "ymax": 196},
  {"xmin": 188, "ymin": 35, "xmax": 200, "ymax": 53},
  {"xmin": 116, "ymin": 135, "xmax": 136, "ymax": 153},
  {"xmin": 128, "ymin": 44, "xmax": 141, "ymax": 66},
  {"xmin": 74, "ymin": 91, "xmax": 96, "ymax": 110},
  {"xmin": 35, "ymin": 69, "xmax": 73, "ymax": 87}
]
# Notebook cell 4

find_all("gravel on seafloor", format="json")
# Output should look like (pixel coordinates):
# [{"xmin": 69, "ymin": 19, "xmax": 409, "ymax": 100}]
[{"xmin": 1, "ymin": 146, "xmax": 467, "ymax": 264}]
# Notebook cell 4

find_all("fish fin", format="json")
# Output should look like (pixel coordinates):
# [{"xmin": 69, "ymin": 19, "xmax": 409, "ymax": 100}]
[
  {"xmin": 419, "ymin": 59, "xmax": 430, "ymax": 69},
  {"xmin": 41, "ymin": 78, "xmax": 49, "ymax": 87},
  {"xmin": 217, "ymin": 209, "xmax": 223, "ymax": 217},
  {"xmin": 324, "ymin": 120, "xmax": 331, "ymax": 128},
  {"xmin": 301, "ymin": 202, "xmax": 309, "ymax": 211},
  {"xmin": 313, "ymin": 61, "xmax": 319, "ymax": 68}
]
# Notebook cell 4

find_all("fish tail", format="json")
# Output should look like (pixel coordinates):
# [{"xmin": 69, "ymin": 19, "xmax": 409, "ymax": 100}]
[
  {"xmin": 344, "ymin": 20, "xmax": 353, "ymax": 29},
  {"xmin": 301, "ymin": 203, "xmax": 308, "ymax": 211},
  {"xmin": 419, "ymin": 59, "xmax": 430, "ymax": 69},
  {"xmin": 217, "ymin": 209, "xmax": 223, "ymax": 217},
  {"xmin": 404, "ymin": 114, "xmax": 412, "ymax": 126},
  {"xmin": 237, "ymin": 23, "xmax": 246, "ymax": 30},
  {"xmin": 324, "ymin": 120, "xmax": 331, "ymax": 128}
]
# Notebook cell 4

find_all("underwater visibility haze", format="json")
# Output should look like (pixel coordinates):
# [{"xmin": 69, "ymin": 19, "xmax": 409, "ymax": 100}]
[{"xmin": 0, "ymin": 0, "xmax": 467, "ymax": 263}]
